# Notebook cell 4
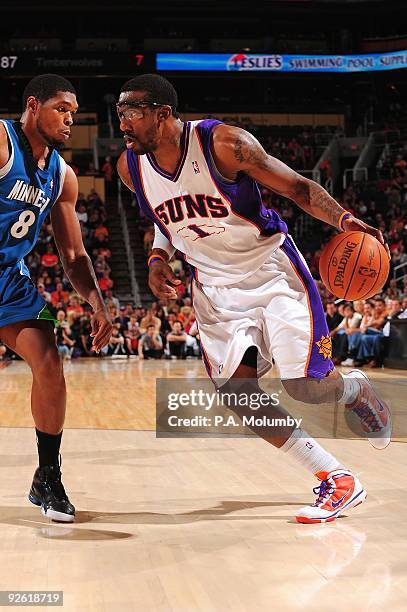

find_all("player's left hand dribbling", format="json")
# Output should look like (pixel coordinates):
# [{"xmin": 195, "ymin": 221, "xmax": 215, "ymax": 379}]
[
  {"xmin": 342, "ymin": 215, "xmax": 391, "ymax": 259},
  {"xmin": 90, "ymin": 309, "xmax": 113, "ymax": 353}
]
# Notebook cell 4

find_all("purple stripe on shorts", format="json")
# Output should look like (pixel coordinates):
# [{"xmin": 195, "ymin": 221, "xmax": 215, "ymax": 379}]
[{"xmin": 281, "ymin": 235, "xmax": 334, "ymax": 379}]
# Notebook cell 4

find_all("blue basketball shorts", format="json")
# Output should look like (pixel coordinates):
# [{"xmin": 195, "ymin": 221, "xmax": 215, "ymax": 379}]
[{"xmin": 0, "ymin": 260, "xmax": 54, "ymax": 329}]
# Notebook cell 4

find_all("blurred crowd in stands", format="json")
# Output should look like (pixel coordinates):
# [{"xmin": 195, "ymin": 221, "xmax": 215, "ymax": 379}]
[
  {"xmin": 1, "ymin": 122, "xmax": 407, "ymax": 369},
  {"xmin": 0, "ymin": 185, "xmax": 200, "ymax": 364}
]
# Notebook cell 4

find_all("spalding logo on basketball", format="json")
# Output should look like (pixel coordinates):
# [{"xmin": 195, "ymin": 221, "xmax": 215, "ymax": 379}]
[{"xmin": 319, "ymin": 231, "xmax": 389, "ymax": 300}]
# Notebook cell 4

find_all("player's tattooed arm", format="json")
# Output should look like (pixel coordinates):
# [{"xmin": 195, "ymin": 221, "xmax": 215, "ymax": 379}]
[
  {"xmin": 212, "ymin": 124, "xmax": 346, "ymax": 229},
  {"xmin": 292, "ymin": 179, "xmax": 346, "ymax": 228},
  {"xmin": 214, "ymin": 125, "xmax": 387, "ymax": 245}
]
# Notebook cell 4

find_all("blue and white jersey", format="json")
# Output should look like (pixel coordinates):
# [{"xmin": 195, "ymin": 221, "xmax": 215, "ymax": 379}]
[
  {"xmin": 127, "ymin": 119, "xmax": 288, "ymax": 286},
  {"xmin": 0, "ymin": 119, "xmax": 66, "ymax": 268}
]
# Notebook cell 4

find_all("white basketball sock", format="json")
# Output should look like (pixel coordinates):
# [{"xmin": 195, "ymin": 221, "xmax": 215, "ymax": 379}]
[
  {"xmin": 280, "ymin": 429, "xmax": 343, "ymax": 478},
  {"xmin": 338, "ymin": 374, "xmax": 360, "ymax": 404}
]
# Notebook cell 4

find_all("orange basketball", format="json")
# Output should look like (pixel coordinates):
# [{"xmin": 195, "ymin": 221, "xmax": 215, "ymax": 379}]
[{"xmin": 319, "ymin": 231, "xmax": 389, "ymax": 300}]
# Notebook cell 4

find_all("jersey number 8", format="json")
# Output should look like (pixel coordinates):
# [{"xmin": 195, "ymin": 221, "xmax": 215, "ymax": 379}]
[{"xmin": 10, "ymin": 210, "xmax": 36, "ymax": 239}]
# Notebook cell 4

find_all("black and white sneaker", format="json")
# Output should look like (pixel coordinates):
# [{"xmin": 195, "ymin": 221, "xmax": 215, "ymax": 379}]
[{"xmin": 28, "ymin": 465, "xmax": 75, "ymax": 523}]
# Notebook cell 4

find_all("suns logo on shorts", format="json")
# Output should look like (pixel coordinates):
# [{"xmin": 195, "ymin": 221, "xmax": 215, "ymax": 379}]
[{"xmin": 315, "ymin": 335, "xmax": 332, "ymax": 359}]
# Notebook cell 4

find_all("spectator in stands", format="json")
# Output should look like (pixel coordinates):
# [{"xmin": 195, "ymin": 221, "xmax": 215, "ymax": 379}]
[
  {"xmin": 340, "ymin": 301, "xmax": 375, "ymax": 366},
  {"xmin": 76, "ymin": 202, "xmax": 88, "ymax": 224},
  {"xmin": 124, "ymin": 303, "xmax": 134, "ymax": 317},
  {"xmin": 331, "ymin": 303, "xmax": 362, "ymax": 365},
  {"xmin": 175, "ymin": 279, "xmax": 187, "ymax": 300},
  {"xmin": 105, "ymin": 289, "xmax": 120, "ymax": 311},
  {"xmin": 374, "ymin": 300, "xmax": 407, "ymax": 368},
  {"xmin": 124, "ymin": 314, "xmax": 141, "ymax": 355},
  {"xmin": 169, "ymin": 257, "xmax": 184, "ymax": 276},
  {"xmin": 162, "ymin": 312, "xmax": 176, "ymax": 333},
  {"xmin": 134, "ymin": 306, "xmax": 146, "ymax": 323},
  {"xmin": 106, "ymin": 326, "xmax": 127, "ymax": 357},
  {"xmin": 98, "ymin": 270, "xmax": 114, "ymax": 293},
  {"xmin": 51, "ymin": 282, "xmax": 69, "ymax": 308},
  {"xmin": 41, "ymin": 243, "xmax": 59, "ymax": 270},
  {"xmin": 55, "ymin": 310, "xmax": 75, "ymax": 361},
  {"xmin": 101, "ymin": 156, "xmax": 115, "ymax": 195},
  {"xmin": 346, "ymin": 298, "xmax": 387, "ymax": 367},
  {"xmin": 354, "ymin": 298, "xmax": 403, "ymax": 368},
  {"xmin": 115, "ymin": 306, "xmax": 130, "ymax": 333},
  {"xmin": 140, "ymin": 308, "xmax": 161, "ymax": 334},
  {"xmin": 37, "ymin": 282, "xmax": 52, "ymax": 305},
  {"xmin": 44, "ymin": 276, "xmax": 56, "ymax": 293},
  {"xmin": 66, "ymin": 295, "xmax": 85, "ymax": 325},
  {"xmin": 94, "ymin": 254, "xmax": 111, "ymax": 279},
  {"xmin": 87, "ymin": 188, "xmax": 105, "ymax": 211},
  {"xmin": 139, "ymin": 324, "xmax": 163, "ymax": 359},
  {"xmin": 156, "ymin": 307, "xmax": 172, "ymax": 336},
  {"xmin": 325, "ymin": 300, "xmax": 343, "ymax": 332},
  {"xmin": 79, "ymin": 316, "xmax": 94, "ymax": 357},
  {"xmin": 94, "ymin": 222, "xmax": 109, "ymax": 246},
  {"xmin": 167, "ymin": 321, "xmax": 187, "ymax": 359}
]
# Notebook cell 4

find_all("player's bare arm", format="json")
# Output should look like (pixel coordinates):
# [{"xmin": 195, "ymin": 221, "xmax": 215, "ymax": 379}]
[
  {"xmin": 50, "ymin": 165, "xmax": 113, "ymax": 351},
  {"xmin": 117, "ymin": 151, "xmax": 134, "ymax": 193},
  {"xmin": 211, "ymin": 124, "xmax": 385, "ymax": 245},
  {"xmin": 0, "ymin": 122, "xmax": 10, "ymax": 168},
  {"xmin": 117, "ymin": 152, "xmax": 180, "ymax": 300}
]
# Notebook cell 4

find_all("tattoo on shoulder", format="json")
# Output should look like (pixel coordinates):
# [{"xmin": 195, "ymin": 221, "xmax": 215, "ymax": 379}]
[
  {"xmin": 233, "ymin": 137, "xmax": 245, "ymax": 163},
  {"xmin": 233, "ymin": 134, "xmax": 268, "ymax": 168}
]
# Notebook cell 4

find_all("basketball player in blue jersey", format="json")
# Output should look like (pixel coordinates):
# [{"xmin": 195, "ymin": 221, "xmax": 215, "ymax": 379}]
[
  {"xmin": 0, "ymin": 74, "xmax": 112, "ymax": 522},
  {"xmin": 117, "ymin": 74, "xmax": 391, "ymax": 524}
]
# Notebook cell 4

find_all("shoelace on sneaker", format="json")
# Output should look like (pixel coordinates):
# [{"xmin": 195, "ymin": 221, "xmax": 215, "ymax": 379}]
[
  {"xmin": 352, "ymin": 402, "xmax": 382, "ymax": 432},
  {"xmin": 42, "ymin": 469, "xmax": 68, "ymax": 501},
  {"xmin": 312, "ymin": 479, "xmax": 335, "ymax": 507}
]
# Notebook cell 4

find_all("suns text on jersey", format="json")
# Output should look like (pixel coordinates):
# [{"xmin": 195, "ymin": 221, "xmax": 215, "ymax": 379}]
[
  {"xmin": 6, "ymin": 179, "xmax": 50, "ymax": 213},
  {"xmin": 154, "ymin": 194, "xmax": 228, "ymax": 225}
]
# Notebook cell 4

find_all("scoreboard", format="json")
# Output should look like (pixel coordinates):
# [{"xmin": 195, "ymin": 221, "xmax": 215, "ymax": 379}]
[{"xmin": 0, "ymin": 53, "xmax": 154, "ymax": 77}]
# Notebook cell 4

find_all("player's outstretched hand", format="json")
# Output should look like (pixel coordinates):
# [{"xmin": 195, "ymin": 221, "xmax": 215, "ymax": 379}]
[
  {"xmin": 342, "ymin": 215, "xmax": 391, "ymax": 259},
  {"xmin": 90, "ymin": 308, "xmax": 113, "ymax": 353},
  {"xmin": 149, "ymin": 260, "xmax": 182, "ymax": 301}
]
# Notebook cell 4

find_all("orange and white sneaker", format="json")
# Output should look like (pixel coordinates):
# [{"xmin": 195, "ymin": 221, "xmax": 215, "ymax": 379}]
[
  {"xmin": 346, "ymin": 370, "xmax": 392, "ymax": 450},
  {"xmin": 296, "ymin": 469, "xmax": 366, "ymax": 524}
]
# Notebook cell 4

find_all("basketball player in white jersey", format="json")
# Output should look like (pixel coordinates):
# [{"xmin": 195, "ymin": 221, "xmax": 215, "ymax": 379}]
[{"xmin": 116, "ymin": 74, "xmax": 391, "ymax": 523}]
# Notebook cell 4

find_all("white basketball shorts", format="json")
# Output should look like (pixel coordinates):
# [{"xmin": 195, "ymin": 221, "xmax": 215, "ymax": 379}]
[{"xmin": 191, "ymin": 235, "xmax": 334, "ymax": 384}]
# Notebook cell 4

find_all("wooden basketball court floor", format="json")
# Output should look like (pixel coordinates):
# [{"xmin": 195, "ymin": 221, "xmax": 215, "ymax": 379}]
[{"xmin": 1, "ymin": 358, "xmax": 406, "ymax": 612}]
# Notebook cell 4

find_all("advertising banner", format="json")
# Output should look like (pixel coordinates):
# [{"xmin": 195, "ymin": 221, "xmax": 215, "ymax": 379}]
[{"xmin": 156, "ymin": 51, "xmax": 407, "ymax": 73}]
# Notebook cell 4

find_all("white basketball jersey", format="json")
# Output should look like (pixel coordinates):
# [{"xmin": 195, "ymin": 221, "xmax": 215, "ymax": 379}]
[{"xmin": 127, "ymin": 119, "xmax": 288, "ymax": 286}]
